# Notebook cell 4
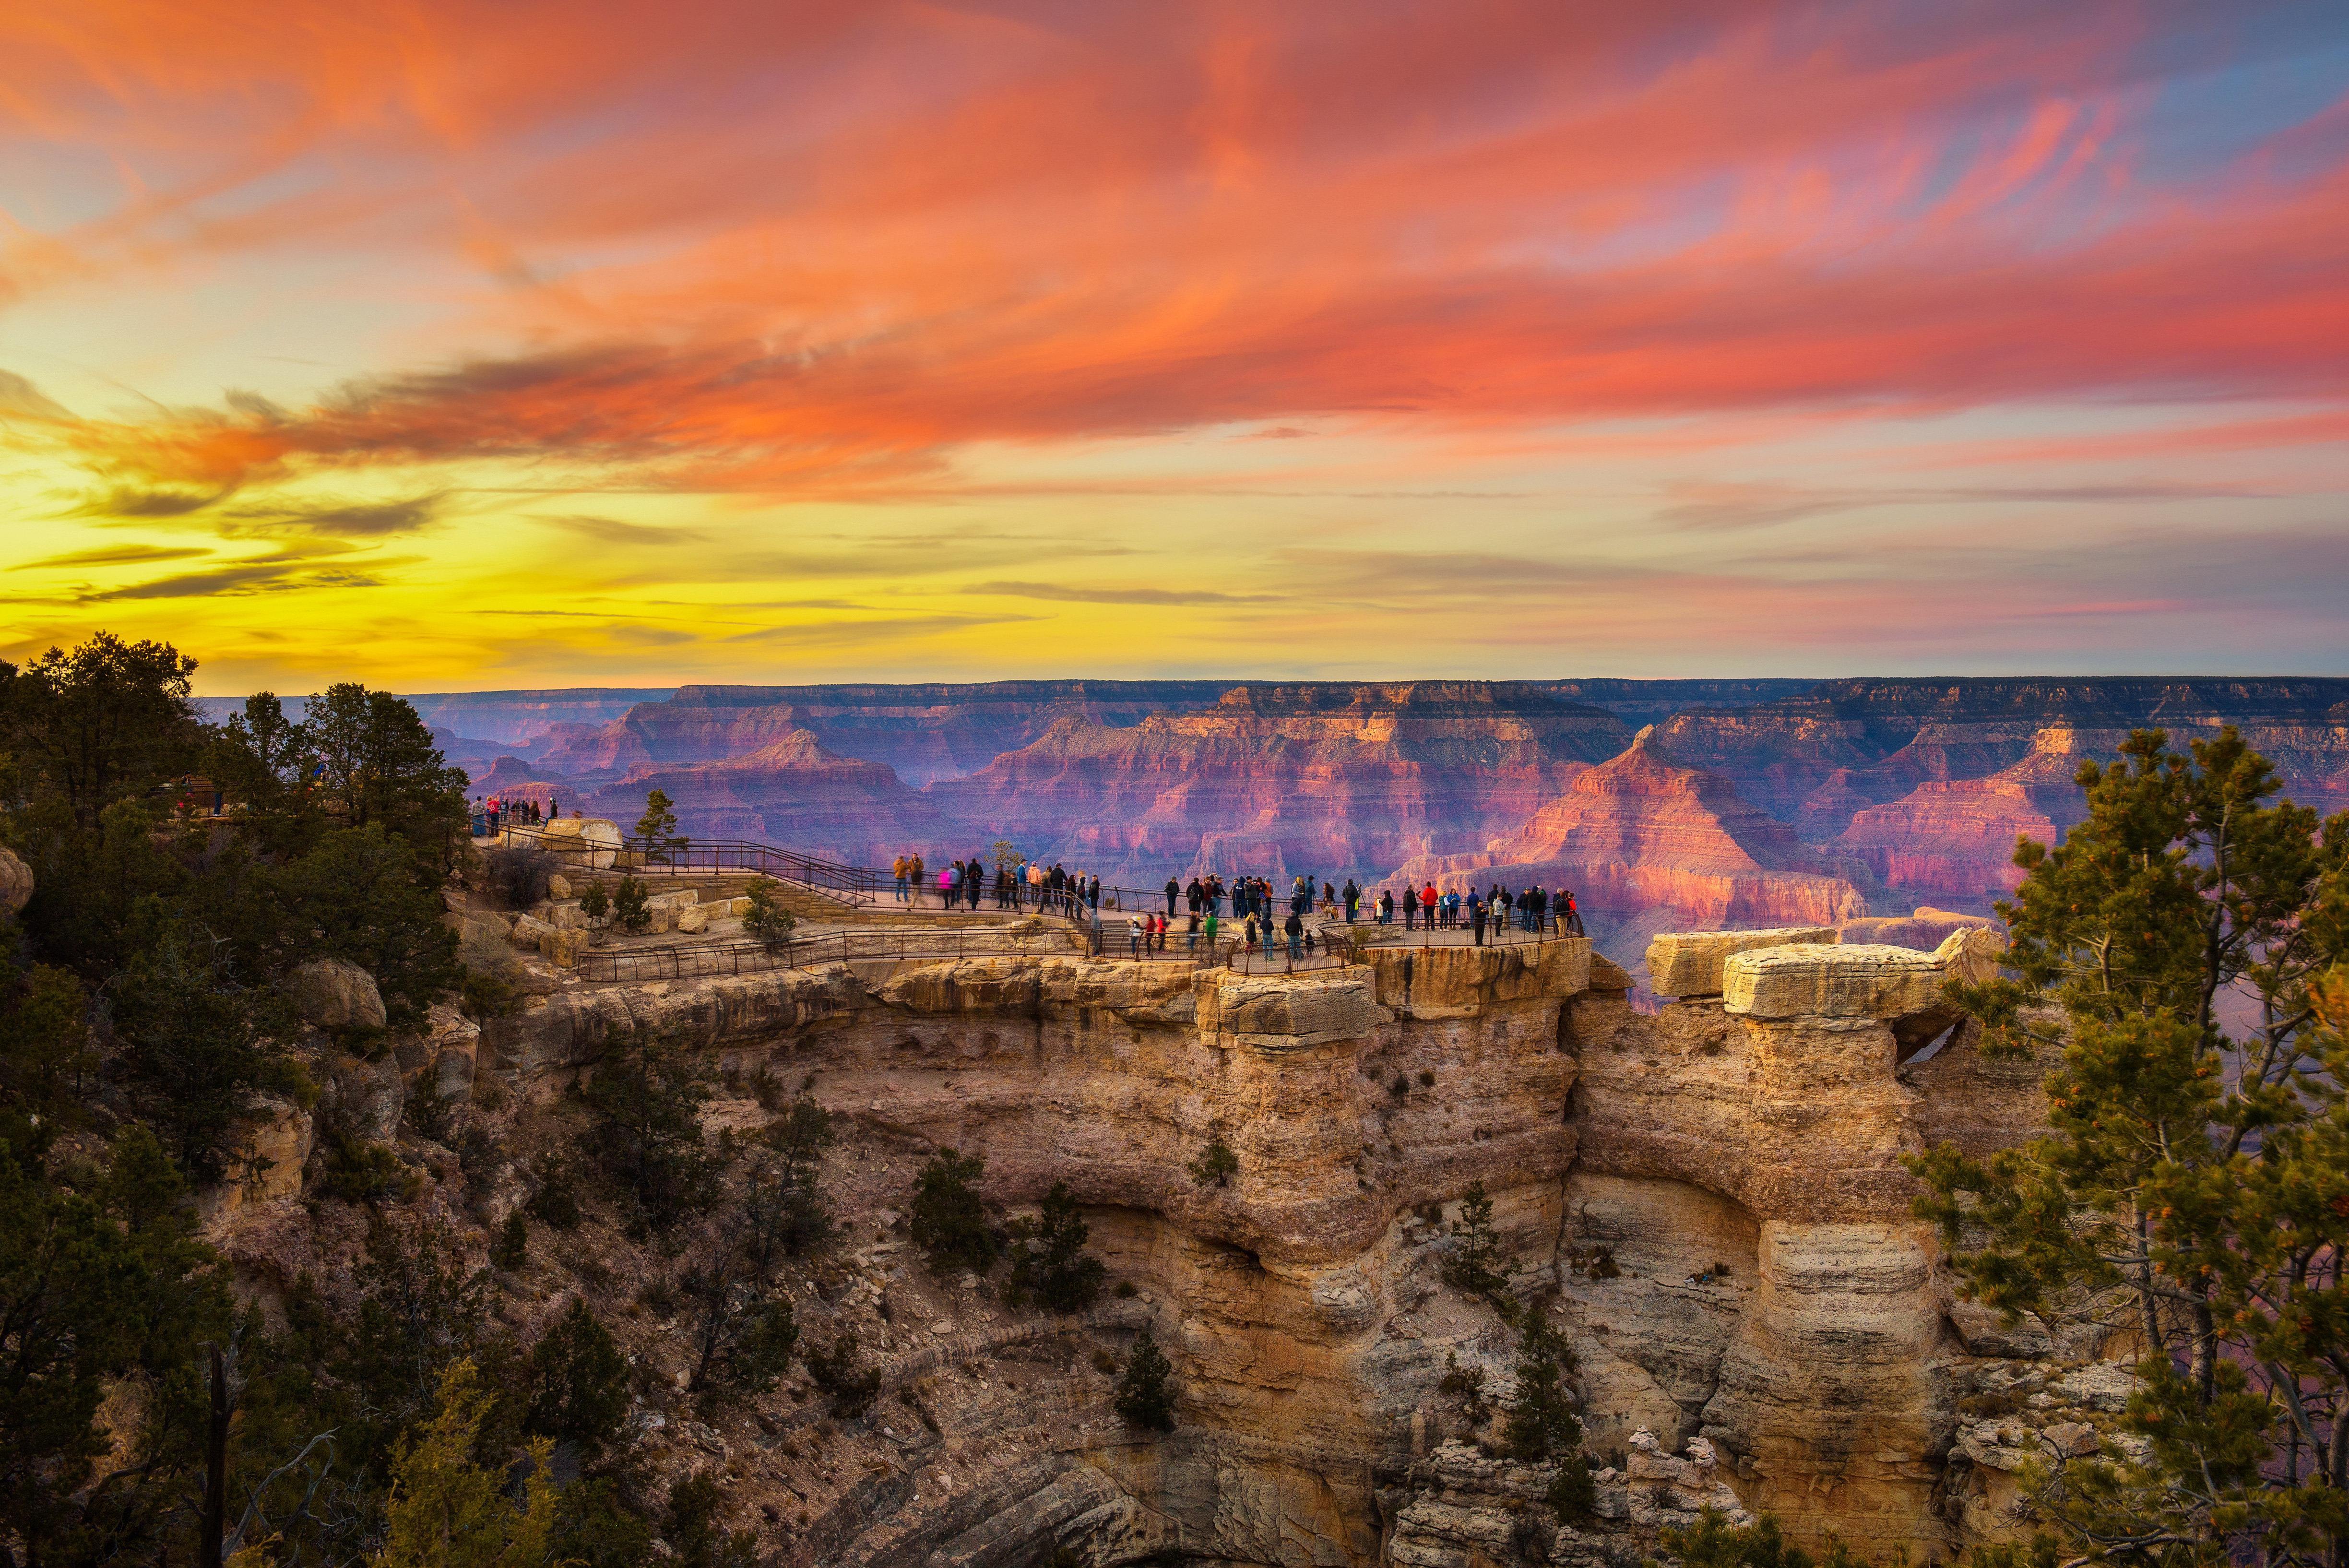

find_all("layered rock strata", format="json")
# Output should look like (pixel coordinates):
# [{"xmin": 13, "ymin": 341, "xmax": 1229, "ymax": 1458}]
[
  {"xmin": 450, "ymin": 925, "xmax": 2052, "ymax": 1564},
  {"xmin": 926, "ymin": 684, "xmax": 1631, "ymax": 884},
  {"xmin": 1396, "ymin": 730, "xmax": 1867, "ymax": 976}
]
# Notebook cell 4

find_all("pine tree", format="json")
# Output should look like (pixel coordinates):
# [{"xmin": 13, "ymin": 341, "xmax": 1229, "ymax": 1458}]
[
  {"xmin": 1113, "ymin": 1329, "xmax": 1177, "ymax": 1431},
  {"xmin": 636, "ymin": 790, "xmax": 684, "ymax": 866},
  {"xmin": 1914, "ymin": 725, "xmax": 2349, "ymax": 1567},
  {"xmin": 1004, "ymin": 1181, "xmax": 1106, "ymax": 1313}
]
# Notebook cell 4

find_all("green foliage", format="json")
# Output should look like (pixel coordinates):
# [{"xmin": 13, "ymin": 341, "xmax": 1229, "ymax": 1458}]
[
  {"xmin": 491, "ymin": 1212, "xmax": 529, "ymax": 1269},
  {"xmin": 1188, "ymin": 1135, "xmax": 1239, "ymax": 1188},
  {"xmin": 372, "ymin": 1357, "xmax": 562, "ymax": 1568},
  {"xmin": 1442, "ymin": 1181, "xmax": 1513, "ymax": 1302},
  {"xmin": 1661, "ymin": 1508, "xmax": 1821, "ymax": 1568},
  {"xmin": 1500, "ymin": 1313, "xmax": 1582, "ymax": 1460},
  {"xmin": 0, "ymin": 1128, "xmax": 226, "ymax": 1565},
  {"xmin": 1911, "ymin": 726, "xmax": 2349, "ymax": 1568},
  {"xmin": 635, "ymin": 790, "xmax": 686, "ymax": 865},
  {"xmin": 525, "ymin": 1299, "xmax": 631, "ymax": 1453},
  {"xmin": 260, "ymin": 824, "xmax": 462, "ymax": 1024},
  {"xmin": 611, "ymin": 873, "xmax": 652, "ymax": 935},
  {"xmin": 548, "ymin": 1476, "xmax": 655, "ymax": 1568},
  {"xmin": 0, "ymin": 956, "xmax": 93, "ymax": 1164},
  {"xmin": 741, "ymin": 879, "xmax": 796, "ymax": 952},
  {"xmin": 581, "ymin": 1031, "xmax": 717, "ymax": 1232},
  {"xmin": 1, "ymin": 630, "xmax": 200, "ymax": 829},
  {"xmin": 109, "ymin": 938, "xmax": 294, "ymax": 1184},
  {"xmin": 1004, "ymin": 1180, "xmax": 1107, "ymax": 1313},
  {"xmin": 804, "ymin": 1334, "xmax": 882, "ymax": 1417},
  {"xmin": 343, "ymin": 1213, "xmax": 495, "ymax": 1462},
  {"xmin": 1113, "ymin": 1328, "xmax": 1177, "ymax": 1431},
  {"xmin": 577, "ymin": 881, "xmax": 610, "ymax": 923},
  {"xmin": 525, "ymin": 1152, "xmax": 584, "ymax": 1230},
  {"xmin": 320, "ymin": 1124, "xmax": 423, "ymax": 1205},
  {"xmin": 740, "ymin": 1097, "xmax": 836, "ymax": 1271},
  {"xmin": 1547, "ymin": 1455, "xmax": 1597, "ymax": 1524},
  {"xmin": 663, "ymin": 1471, "xmax": 761, "ymax": 1568},
  {"xmin": 909, "ymin": 1147, "xmax": 1000, "ymax": 1276},
  {"xmin": 304, "ymin": 681, "xmax": 469, "ymax": 847}
]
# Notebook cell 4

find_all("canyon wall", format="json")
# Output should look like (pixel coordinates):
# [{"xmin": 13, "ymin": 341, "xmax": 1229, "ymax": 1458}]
[
  {"xmin": 436, "ymin": 675, "xmax": 2349, "ymax": 937},
  {"xmin": 924, "ymin": 684, "xmax": 1630, "ymax": 885},
  {"xmin": 429, "ymin": 927, "xmax": 2057, "ymax": 1566}
]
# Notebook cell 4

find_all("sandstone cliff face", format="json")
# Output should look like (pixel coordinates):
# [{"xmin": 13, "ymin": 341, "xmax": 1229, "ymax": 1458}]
[
  {"xmin": 925, "ymin": 684, "xmax": 1631, "ymax": 884},
  {"xmin": 1395, "ymin": 730, "xmax": 1867, "ymax": 975},
  {"xmin": 447, "ymin": 926, "xmax": 2056, "ymax": 1567}
]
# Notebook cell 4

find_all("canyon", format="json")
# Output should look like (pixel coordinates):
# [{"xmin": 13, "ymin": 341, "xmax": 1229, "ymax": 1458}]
[
  {"xmin": 206, "ymin": 880, "xmax": 2085, "ymax": 1568},
  {"xmin": 427, "ymin": 675, "xmax": 2349, "ymax": 984}
]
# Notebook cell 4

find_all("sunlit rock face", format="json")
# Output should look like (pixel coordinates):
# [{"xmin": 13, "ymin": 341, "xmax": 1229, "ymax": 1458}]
[
  {"xmin": 456, "ymin": 922, "xmax": 2055, "ymax": 1568},
  {"xmin": 923, "ymin": 683, "xmax": 1632, "ymax": 884},
  {"xmin": 1395, "ymin": 729, "xmax": 1868, "ymax": 977},
  {"xmin": 1654, "ymin": 678, "xmax": 2349, "ymax": 912}
]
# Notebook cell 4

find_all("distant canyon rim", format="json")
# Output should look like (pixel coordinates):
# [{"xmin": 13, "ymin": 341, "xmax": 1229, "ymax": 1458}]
[{"xmin": 207, "ymin": 675, "xmax": 2349, "ymax": 986}]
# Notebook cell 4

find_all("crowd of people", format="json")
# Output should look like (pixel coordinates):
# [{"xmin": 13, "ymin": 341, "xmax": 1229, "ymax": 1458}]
[
  {"xmin": 470, "ymin": 793, "xmax": 558, "ymax": 836},
  {"xmin": 881, "ymin": 852, "xmax": 1585, "ymax": 951}
]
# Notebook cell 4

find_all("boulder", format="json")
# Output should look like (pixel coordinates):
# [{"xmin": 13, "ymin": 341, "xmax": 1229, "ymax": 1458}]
[
  {"xmin": 1721, "ymin": 943, "xmax": 1942, "ymax": 1020},
  {"xmin": 511, "ymin": 914, "xmax": 558, "ymax": 950},
  {"xmin": 676, "ymin": 905, "xmax": 710, "ymax": 934},
  {"xmin": 0, "ymin": 846, "xmax": 31, "ymax": 915},
  {"xmin": 1646, "ymin": 926, "xmax": 1839, "ymax": 997},
  {"xmin": 538, "ymin": 926, "xmax": 586, "ymax": 968},
  {"xmin": 285, "ymin": 958, "xmax": 387, "ymax": 1030},
  {"xmin": 537, "ymin": 817, "xmax": 621, "ymax": 869},
  {"xmin": 1933, "ymin": 925, "xmax": 2008, "ymax": 986},
  {"xmin": 199, "ymin": 1096, "xmax": 314, "ymax": 1223},
  {"xmin": 546, "ymin": 873, "xmax": 572, "ymax": 900}
]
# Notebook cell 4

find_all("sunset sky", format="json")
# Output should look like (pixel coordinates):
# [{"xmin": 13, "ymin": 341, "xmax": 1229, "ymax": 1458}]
[{"xmin": 4, "ymin": 0, "xmax": 2346, "ymax": 692}]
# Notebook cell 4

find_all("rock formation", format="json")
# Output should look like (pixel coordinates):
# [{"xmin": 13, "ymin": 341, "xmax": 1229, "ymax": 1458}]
[
  {"xmin": 0, "ymin": 845, "xmax": 31, "ymax": 915},
  {"xmin": 572, "ymin": 730, "xmax": 949, "ymax": 863},
  {"xmin": 1395, "ymin": 730, "xmax": 1867, "ymax": 976},
  {"xmin": 210, "ymin": 915, "xmax": 2048, "ymax": 1567},
  {"xmin": 926, "ymin": 684, "xmax": 1631, "ymax": 885}
]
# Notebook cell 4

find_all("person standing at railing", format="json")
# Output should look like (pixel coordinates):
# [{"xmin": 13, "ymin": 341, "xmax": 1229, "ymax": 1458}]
[
  {"xmin": 1202, "ymin": 909, "xmax": 1218, "ymax": 953},
  {"xmin": 1284, "ymin": 909, "xmax": 1304, "ymax": 960},
  {"xmin": 1128, "ymin": 915, "xmax": 1145, "ymax": 956},
  {"xmin": 1342, "ymin": 879, "xmax": 1360, "ymax": 923},
  {"xmin": 1376, "ymin": 888, "xmax": 1392, "ymax": 925},
  {"xmin": 1164, "ymin": 877, "xmax": 1179, "ymax": 917},
  {"xmin": 1399, "ymin": 885, "xmax": 1416, "ymax": 930},
  {"xmin": 892, "ymin": 855, "xmax": 908, "ymax": 902},
  {"xmin": 1470, "ymin": 891, "xmax": 1487, "ymax": 946}
]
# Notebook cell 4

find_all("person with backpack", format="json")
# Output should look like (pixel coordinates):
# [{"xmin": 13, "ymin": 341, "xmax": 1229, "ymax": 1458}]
[{"xmin": 1284, "ymin": 909, "xmax": 1304, "ymax": 960}]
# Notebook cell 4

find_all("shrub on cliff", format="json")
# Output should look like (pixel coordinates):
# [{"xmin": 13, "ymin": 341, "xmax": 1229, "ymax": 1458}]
[
  {"xmin": 909, "ymin": 1148, "xmax": 999, "ymax": 1276},
  {"xmin": 1004, "ymin": 1181, "xmax": 1107, "ymax": 1313},
  {"xmin": 526, "ymin": 1299, "xmax": 631, "ymax": 1454},
  {"xmin": 1501, "ymin": 1314, "xmax": 1582, "ymax": 1460},
  {"xmin": 1914, "ymin": 725, "xmax": 2349, "ymax": 1564},
  {"xmin": 741, "ymin": 880, "xmax": 795, "ymax": 952},
  {"xmin": 611, "ymin": 874, "xmax": 652, "ymax": 934},
  {"xmin": 804, "ymin": 1334, "xmax": 881, "ymax": 1417},
  {"xmin": 1441, "ymin": 1181, "xmax": 1512, "ymax": 1302},
  {"xmin": 1187, "ymin": 1135, "xmax": 1239, "ymax": 1188},
  {"xmin": 482, "ymin": 843, "xmax": 559, "ymax": 909},
  {"xmin": 581, "ymin": 1031, "xmax": 717, "ymax": 1233},
  {"xmin": 1113, "ymin": 1329, "xmax": 1177, "ymax": 1431}
]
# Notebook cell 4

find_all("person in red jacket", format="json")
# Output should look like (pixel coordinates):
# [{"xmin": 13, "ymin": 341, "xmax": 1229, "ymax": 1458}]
[{"xmin": 1422, "ymin": 883, "xmax": 1439, "ymax": 930}]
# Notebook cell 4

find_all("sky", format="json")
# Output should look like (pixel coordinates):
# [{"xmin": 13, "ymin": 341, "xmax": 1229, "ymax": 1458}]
[{"xmin": 3, "ymin": 0, "xmax": 2346, "ymax": 693}]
